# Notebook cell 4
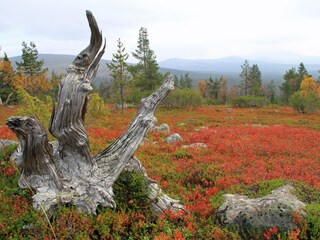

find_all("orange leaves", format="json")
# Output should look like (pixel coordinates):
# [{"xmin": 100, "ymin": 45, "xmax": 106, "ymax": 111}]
[
  {"xmin": 13, "ymin": 72, "xmax": 51, "ymax": 96},
  {"xmin": 197, "ymin": 79, "xmax": 210, "ymax": 98},
  {"xmin": 300, "ymin": 75, "xmax": 320, "ymax": 96},
  {"xmin": 0, "ymin": 60, "xmax": 15, "ymax": 84},
  {"xmin": 263, "ymin": 226, "xmax": 278, "ymax": 239},
  {"xmin": 1, "ymin": 105, "xmax": 320, "ymax": 238},
  {"xmin": 185, "ymin": 125, "xmax": 320, "ymax": 188},
  {"xmin": 0, "ymin": 126, "xmax": 16, "ymax": 140}
]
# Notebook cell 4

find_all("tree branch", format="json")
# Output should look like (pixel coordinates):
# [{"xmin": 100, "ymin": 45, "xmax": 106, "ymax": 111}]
[{"xmin": 94, "ymin": 75, "xmax": 175, "ymax": 184}]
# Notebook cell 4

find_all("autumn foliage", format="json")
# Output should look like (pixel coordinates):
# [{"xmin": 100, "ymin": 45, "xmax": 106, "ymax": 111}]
[
  {"xmin": 0, "ymin": 105, "xmax": 320, "ymax": 239},
  {"xmin": 290, "ymin": 75, "xmax": 320, "ymax": 113}
]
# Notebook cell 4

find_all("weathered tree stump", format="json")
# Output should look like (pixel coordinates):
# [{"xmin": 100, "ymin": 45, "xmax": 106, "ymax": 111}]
[{"xmin": 6, "ymin": 10, "xmax": 183, "ymax": 215}]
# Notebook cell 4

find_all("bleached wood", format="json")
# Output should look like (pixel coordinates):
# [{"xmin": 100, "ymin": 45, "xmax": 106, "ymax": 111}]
[{"xmin": 6, "ymin": 10, "xmax": 184, "ymax": 215}]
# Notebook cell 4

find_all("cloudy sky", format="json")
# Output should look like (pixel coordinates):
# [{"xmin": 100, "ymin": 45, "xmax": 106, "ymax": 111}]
[{"xmin": 1, "ymin": 0, "xmax": 320, "ymax": 62}]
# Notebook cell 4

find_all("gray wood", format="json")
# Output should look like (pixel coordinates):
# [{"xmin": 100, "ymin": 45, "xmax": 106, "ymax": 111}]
[{"xmin": 6, "ymin": 10, "xmax": 184, "ymax": 215}]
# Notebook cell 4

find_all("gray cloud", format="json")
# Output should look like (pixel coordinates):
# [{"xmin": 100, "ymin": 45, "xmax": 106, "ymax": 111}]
[{"xmin": 1, "ymin": 0, "xmax": 320, "ymax": 60}]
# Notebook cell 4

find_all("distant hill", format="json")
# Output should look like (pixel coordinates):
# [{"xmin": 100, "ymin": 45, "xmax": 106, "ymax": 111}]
[
  {"xmin": 245, "ymin": 51, "xmax": 320, "ymax": 64},
  {"xmin": 10, "ymin": 54, "xmax": 112, "ymax": 85},
  {"xmin": 10, "ymin": 54, "xmax": 193, "ymax": 86},
  {"xmin": 159, "ymin": 56, "xmax": 320, "ymax": 85},
  {"xmin": 9, "ymin": 53, "xmax": 320, "ymax": 87}
]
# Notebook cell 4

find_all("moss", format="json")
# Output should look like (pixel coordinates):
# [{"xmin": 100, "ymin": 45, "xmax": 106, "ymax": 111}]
[{"xmin": 241, "ymin": 179, "xmax": 286, "ymax": 198}]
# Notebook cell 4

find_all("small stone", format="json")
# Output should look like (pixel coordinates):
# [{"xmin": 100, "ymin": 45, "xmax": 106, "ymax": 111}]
[
  {"xmin": 154, "ymin": 123, "xmax": 170, "ymax": 134},
  {"xmin": 166, "ymin": 133, "xmax": 182, "ymax": 144}
]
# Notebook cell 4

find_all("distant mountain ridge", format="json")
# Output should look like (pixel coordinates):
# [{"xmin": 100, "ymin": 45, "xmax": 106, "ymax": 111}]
[
  {"xmin": 9, "ymin": 53, "xmax": 320, "ymax": 86},
  {"xmin": 159, "ymin": 56, "xmax": 320, "ymax": 74}
]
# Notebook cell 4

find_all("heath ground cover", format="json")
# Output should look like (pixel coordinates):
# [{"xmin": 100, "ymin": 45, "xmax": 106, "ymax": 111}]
[{"xmin": 0, "ymin": 105, "xmax": 319, "ymax": 239}]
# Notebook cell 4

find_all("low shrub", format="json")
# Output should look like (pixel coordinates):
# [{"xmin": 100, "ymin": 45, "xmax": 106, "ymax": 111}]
[
  {"xmin": 113, "ymin": 171, "xmax": 151, "ymax": 211},
  {"xmin": 86, "ymin": 93, "xmax": 110, "ymax": 125},
  {"xmin": 17, "ymin": 89, "xmax": 109, "ymax": 129},
  {"xmin": 162, "ymin": 88, "xmax": 203, "ymax": 109},
  {"xmin": 16, "ymin": 87, "xmax": 52, "ymax": 127},
  {"xmin": 231, "ymin": 95, "xmax": 269, "ymax": 108},
  {"xmin": 289, "ymin": 91, "xmax": 320, "ymax": 114}
]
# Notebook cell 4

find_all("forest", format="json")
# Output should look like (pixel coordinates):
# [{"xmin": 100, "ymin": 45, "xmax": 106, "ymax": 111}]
[{"xmin": 0, "ymin": 23, "xmax": 320, "ymax": 239}]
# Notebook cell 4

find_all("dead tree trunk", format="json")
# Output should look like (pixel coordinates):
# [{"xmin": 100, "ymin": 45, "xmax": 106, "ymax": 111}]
[{"xmin": 6, "ymin": 10, "xmax": 183, "ymax": 215}]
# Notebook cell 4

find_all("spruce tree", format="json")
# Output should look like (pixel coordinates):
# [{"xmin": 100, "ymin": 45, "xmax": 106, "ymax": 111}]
[
  {"xmin": 239, "ymin": 59, "xmax": 250, "ymax": 95},
  {"xmin": 15, "ymin": 41, "xmax": 50, "ymax": 96},
  {"xmin": 280, "ymin": 68, "xmax": 298, "ymax": 104},
  {"xmin": 16, "ymin": 41, "xmax": 47, "ymax": 77},
  {"xmin": 0, "ymin": 52, "xmax": 16, "ymax": 104},
  {"xmin": 179, "ymin": 73, "xmax": 193, "ymax": 89},
  {"xmin": 131, "ymin": 27, "xmax": 162, "ymax": 94},
  {"xmin": 248, "ymin": 64, "xmax": 262, "ymax": 96},
  {"xmin": 208, "ymin": 76, "xmax": 221, "ymax": 100},
  {"xmin": 107, "ymin": 38, "xmax": 130, "ymax": 113},
  {"xmin": 296, "ymin": 62, "xmax": 309, "ymax": 91},
  {"xmin": 280, "ymin": 63, "xmax": 310, "ymax": 104}
]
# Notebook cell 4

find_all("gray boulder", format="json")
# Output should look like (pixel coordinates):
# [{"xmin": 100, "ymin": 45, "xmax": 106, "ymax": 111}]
[
  {"xmin": 166, "ymin": 133, "xmax": 182, "ymax": 144},
  {"xmin": 217, "ymin": 185, "xmax": 306, "ymax": 231},
  {"xmin": 154, "ymin": 123, "xmax": 170, "ymax": 134}
]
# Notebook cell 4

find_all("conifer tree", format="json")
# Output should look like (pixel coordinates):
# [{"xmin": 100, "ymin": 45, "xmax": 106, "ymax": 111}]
[
  {"xmin": 280, "ymin": 63, "xmax": 309, "ymax": 104},
  {"xmin": 248, "ymin": 64, "xmax": 262, "ymax": 96},
  {"xmin": 296, "ymin": 62, "xmax": 309, "ymax": 91},
  {"xmin": 107, "ymin": 38, "xmax": 131, "ymax": 113},
  {"xmin": 15, "ymin": 41, "xmax": 50, "ymax": 96},
  {"xmin": 0, "ymin": 52, "xmax": 16, "ymax": 104},
  {"xmin": 16, "ymin": 41, "xmax": 47, "ymax": 77},
  {"xmin": 280, "ymin": 67, "xmax": 297, "ymax": 103},
  {"xmin": 208, "ymin": 76, "xmax": 221, "ymax": 100},
  {"xmin": 130, "ymin": 27, "xmax": 162, "ymax": 94},
  {"xmin": 239, "ymin": 59, "xmax": 250, "ymax": 95}
]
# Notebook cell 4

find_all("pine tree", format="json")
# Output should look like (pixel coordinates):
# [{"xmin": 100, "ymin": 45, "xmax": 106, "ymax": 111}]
[
  {"xmin": 208, "ymin": 76, "xmax": 221, "ymax": 100},
  {"xmin": 280, "ymin": 67, "xmax": 297, "ymax": 103},
  {"xmin": 239, "ymin": 59, "xmax": 250, "ymax": 95},
  {"xmin": 0, "ymin": 52, "xmax": 16, "ymax": 104},
  {"xmin": 16, "ymin": 41, "xmax": 47, "ymax": 77},
  {"xmin": 179, "ymin": 73, "xmax": 193, "ymax": 89},
  {"xmin": 15, "ymin": 41, "xmax": 50, "ymax": 96},
  {"xmin": 248, "ymin": 64, "xmax": 262, "ymax": 96},
  {"xmin": 131, "ymin": 27, "xmax": 162, "ymax": 94},
  {"xmin": 107, "ymin": 38, "xmax": 131, "ymax": 113},
  {"xmin": 296, "ymin": 62, "xmax": 309, "ymax": 91}
]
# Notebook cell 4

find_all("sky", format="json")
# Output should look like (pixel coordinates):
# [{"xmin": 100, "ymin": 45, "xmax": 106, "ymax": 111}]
[{"xmin": 1, "ymin": 0, "xmax": 320, "ymax": 63}]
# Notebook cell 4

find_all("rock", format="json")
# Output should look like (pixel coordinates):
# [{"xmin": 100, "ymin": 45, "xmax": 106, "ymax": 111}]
[
  {"xmin": 217, "ymin": 185, "xmax": 306, "ymax": 231},
  {"xmin": 181, "ymin": 143, "xmax": 207, "ymax": 149},
  {"xmin": 166, "ymin": 133, "xmax": 182, "ymax": 144},
  {"xmin": 154, "ymin": 123, "xmax": 170, "ymax": 134}
]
